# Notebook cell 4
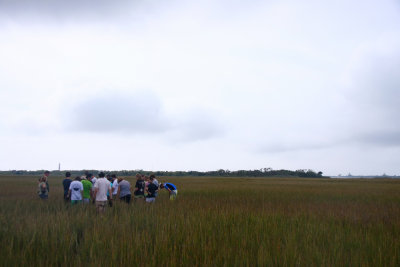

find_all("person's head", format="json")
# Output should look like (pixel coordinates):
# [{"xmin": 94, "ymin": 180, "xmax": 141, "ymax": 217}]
[
  {"xmin": 86, "ymin": 173, "xmax": 93, "ymax": 180},
  {"xmin": 75, "ymin": 176, "xmax": 81, "ymax": 181},
  {"xmin": 144, "ymin": 176, "xmax": 149, "ymax": 181},
  {"xmin": 136, "ymin": 173, "xmax": 141, "ymax": 180},
  {"xmin": 150, "ymin": 174, "xmax": 155, "ymax": 181},
  {"xmin": 118, "ymin": 178, "xmax": 123, "ymax": 183},
  {"xmin": 65, "ymin": 172, "xmax": 71, "ymax": 178},
  {"xmin": 111, "ymin": 174, "xmax": 117, "ymax": 180},
  {"xmin": 44, "ymin": 171, "xmax": 50, "ymax": 177},
  {"xmin": 81, "ymin": 175, "xmax": 87, "ymax": 180},
  {"xmin": 99, "ymin": 172, "xmax": 105, "ymax": 178},
  {"xmin": 160, "ymin": 183, "xmax": 165, "ymax": 189}
]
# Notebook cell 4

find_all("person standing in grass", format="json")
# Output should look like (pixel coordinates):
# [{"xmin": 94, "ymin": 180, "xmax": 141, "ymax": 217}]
[
  {"xmin": 111, "ymin": 174, "xmax": 119, "ymax": 200},
  {"xmin": 117, "ymin": 178, "xmax": 132, "ymax": 204},
  {"xmin": 38, "ymin": 170, "xmax": 50, "ymax": 197},
  {"xmin": 91, "ymin": 174, "xmax": 97, "ymax": 185},
  {"xmin": 160, "ymin": 182, "xmax": 178, "ymax": 200},
  {"xmin": 81, "ymin": 175, "xmax": 93, "ymax": 204},
  {"xmin": 68, "ymin": 176, "xmax": 84, "ymax": 205},
  {"xmin": 134, "ymin": 174, "xmax": 145, "ymax": 201},
  {"xmin": 144, "ymin": 175, "xmax": 150, "ymax": 197},
  {"xmin": 93, "ymin": 172, "xmax": 112, "ymax": 213},
  {"xmin": 106, "ymin": 174, "xmax": 114, "ymax": 207},
  {"xmin": 62, "ymin": 172, "xmax": 72, "ymax": 202},
  {"xmin": 150, "ymin": 175, "xmax": 159, "ymax": 197},
  {"xmin": 145, "ymin": 178, "xmax": 158, "ymax": 203},
  {"xmin": 37, "ymin": 177, "xmax": 48, "ymax": 200}
]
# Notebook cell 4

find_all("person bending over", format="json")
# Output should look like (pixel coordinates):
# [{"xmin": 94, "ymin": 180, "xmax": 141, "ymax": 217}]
[{"xmin": 160, "ymin": 182, "xmax": 178, "ymax": 200}]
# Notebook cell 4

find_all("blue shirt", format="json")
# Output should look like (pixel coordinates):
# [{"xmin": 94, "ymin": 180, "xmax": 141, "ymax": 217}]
[
  {"xmin": 165, "ymin": 183, "xmax": 177, "ymax": 191},
  {"xmin": 107, "ymin": 182, "xmax": 112, "ymax": 196}
]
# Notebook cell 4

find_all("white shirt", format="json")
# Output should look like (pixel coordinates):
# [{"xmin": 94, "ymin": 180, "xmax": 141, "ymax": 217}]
[
  {"xmin": 112, "ymin": 180, "xmax": 119, "ymax": 195},
  {"xmin": 94, "ymin": 178, "xmax": 111, "ymax": 201},
  {"xmin": 91, "ymin": 177, "xmax": 97, "ymax": 184},
  {"xmin": 153, "ymin": 178, "xmax": 159, "ymax": 187},
  {"xmin": 69, "ymin": 181, "xmax": 83, "ymax": 200}
]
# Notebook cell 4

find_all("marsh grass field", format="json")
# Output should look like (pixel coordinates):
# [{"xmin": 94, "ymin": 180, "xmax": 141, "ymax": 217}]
[{"xmin": 0, "ymin": 176, "xmax": 399, "ymax": 266}]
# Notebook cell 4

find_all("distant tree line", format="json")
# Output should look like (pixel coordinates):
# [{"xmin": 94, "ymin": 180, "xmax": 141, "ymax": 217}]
[{"xmin": 0, "ymin": 168, "xmax": 325, "ymax": 178}]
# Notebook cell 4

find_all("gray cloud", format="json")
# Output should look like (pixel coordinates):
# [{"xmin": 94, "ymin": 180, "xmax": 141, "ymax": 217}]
[
  {"xmin": 64, "ymin": 91, "xmax": 224, "ymax": 142},
  {"xmin": 356, "ymin": 131, "xmax": 400, "ymax": 147},
  {"xmin": 169, "ymin": 109, "xmax": 224, "ymax": 142},
  {"xmin": 0, "ymin": 0, "xmax": 147, "ymax": 22},
  {"xmin": 66, "ymin": 91, "xmax": 168, "ymax": 134},
  {"xmin": 255, "ymin": 143, "xmax": 333, "ymax": 154},
  {"xmin": 345, "ymin": 37, "xmax": 400, "ymax": 146}
]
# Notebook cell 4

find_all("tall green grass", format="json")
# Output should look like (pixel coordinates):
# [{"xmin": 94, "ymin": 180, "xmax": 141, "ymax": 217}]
[{"xmin": 0, "ymin": 176, "xmax": 399, "ymax": 266}]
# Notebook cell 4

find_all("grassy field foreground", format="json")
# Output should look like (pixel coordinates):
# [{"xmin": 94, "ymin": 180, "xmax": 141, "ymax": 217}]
[{"xmin": 0, "ymin": 176, "xmax": 399, "ymax": 266}]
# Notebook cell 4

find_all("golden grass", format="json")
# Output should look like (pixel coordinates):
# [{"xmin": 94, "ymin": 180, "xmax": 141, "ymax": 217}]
[{"xmin": 0, "ymin": 176, "xmax": 399, "ymax": 266}]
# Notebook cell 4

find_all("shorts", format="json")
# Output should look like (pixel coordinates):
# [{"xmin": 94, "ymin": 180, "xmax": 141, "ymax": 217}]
[
  {"xmin": 170, "ymin": 190, "xmax": 178, "ymax": 200},
  {"xmin": 96, "ymin": 201, "xmax": 107, "ymax": 209},
  {"xmin": 71, "ymin": 200, "xmax": 82, "ymax": 205},
  {"xmin": 146, "ymin": 197, "xmax": 156, "ymax": 203}
]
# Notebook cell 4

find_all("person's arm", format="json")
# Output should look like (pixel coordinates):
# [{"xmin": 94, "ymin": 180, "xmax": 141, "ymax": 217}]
[
  {"xmin": 108, "ymin": 184, "xmax": 112, "ymax": 200},
  {"xmin": 93, "ymin": 187, "xmax": 98, "ymax": 200},
  {"xmin": 108, "ymin": 187, "xmax": 113, "ymax": 200},
  {"xmin": 90, "ymin": 186, "xmax": 94, "ymax": 200},
  {"xmin": 117, "ymin": 186, "xmax": 121, "ymax": 198}
]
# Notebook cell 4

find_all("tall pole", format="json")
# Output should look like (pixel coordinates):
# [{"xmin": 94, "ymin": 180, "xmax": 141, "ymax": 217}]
[{"xmin": 58, "ymin": 163, "xmax": 61, "ymax": 171}]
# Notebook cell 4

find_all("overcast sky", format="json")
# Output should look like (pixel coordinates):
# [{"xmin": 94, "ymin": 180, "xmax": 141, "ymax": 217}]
[{"xmin": 0, "ymin": 0, "xmax": 399, "ymax": 175}]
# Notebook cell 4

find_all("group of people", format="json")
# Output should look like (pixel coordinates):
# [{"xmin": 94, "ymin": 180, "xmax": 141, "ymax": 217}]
[{"xmin": 37, "ymin": 171, "xmax": 178, "ymax": 213}]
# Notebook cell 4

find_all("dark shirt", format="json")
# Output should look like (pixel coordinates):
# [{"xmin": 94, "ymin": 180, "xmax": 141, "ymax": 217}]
[
  {"xmin": 134, "ymin": 179, "xmax": 145, "ymax": 196},
  {"xmin": 147, "ymin": 183, "xmax": 158, "ymax": 198},
  {"xmin": 62, "ymin": 179, "xmax": 72, "ymax": 197}
]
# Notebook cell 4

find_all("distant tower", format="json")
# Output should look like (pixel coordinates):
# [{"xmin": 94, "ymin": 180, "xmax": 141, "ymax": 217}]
[{"xmin": 58, "ymin": 163, "xmax": 61, "ymax": 171}]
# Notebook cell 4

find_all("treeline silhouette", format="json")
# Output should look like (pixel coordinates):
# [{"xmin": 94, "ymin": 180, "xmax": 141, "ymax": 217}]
[{"xmin": 0, "ymin": 168, "xmax": 325, "ymax": 178}]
